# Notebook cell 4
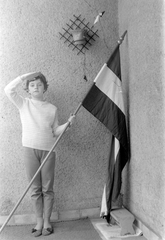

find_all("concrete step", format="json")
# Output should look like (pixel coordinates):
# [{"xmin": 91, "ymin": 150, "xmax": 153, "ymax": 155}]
[{"xmin": 110, "ymin": 208, "xmax": 135, "ymax": 236}]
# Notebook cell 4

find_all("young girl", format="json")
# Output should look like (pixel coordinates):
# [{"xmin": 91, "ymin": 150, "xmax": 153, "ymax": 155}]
[{"xmin": 4, "ymin": 72, "xmax": 75, "ymax": 237}]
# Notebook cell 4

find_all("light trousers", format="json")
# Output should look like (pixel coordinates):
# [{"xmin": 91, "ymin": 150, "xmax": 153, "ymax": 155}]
[{"xmin": 23, "ymin": 147, "xmax": 55, "ymax": 218}]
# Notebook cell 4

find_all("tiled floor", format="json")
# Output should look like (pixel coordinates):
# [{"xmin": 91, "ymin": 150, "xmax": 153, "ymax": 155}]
[
  {"xmin": 0, "ymin": 218, "xmax": 147, "ymax": 240},
  {"xmin": 0, "ymin": 219, "xmax": 102, "ymax": 240}
]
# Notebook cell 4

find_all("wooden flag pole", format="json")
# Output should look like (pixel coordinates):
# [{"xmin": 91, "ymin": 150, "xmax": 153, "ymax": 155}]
[{"xmin": 0, "ymin": 30, "xmax": 127, "ymax": 234}]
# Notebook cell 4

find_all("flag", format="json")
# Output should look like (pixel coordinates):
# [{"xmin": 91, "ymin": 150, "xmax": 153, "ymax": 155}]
[{"xmin": 82, "ymin": 45, "xmax": 128, "ymax": 222}]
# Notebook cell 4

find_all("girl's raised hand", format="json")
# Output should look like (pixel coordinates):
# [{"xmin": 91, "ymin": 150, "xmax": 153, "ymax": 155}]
[{"xmin": 20, "ymin": 72, "xmax": 42, "ymax": 81}]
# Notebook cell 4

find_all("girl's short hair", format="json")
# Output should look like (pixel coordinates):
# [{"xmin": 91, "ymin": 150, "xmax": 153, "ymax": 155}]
[{"xmin": 24, "ymin": 73, "xmax": 49, "ymax": 92}]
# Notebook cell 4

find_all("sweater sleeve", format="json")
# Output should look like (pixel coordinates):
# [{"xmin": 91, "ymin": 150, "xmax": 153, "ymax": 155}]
[{"xmin": 4, "ymin": 76, "xmax": 24, "ymax": 109}]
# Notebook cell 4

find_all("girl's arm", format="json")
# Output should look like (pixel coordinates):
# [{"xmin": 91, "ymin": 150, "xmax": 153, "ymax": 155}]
[
  {"xmin": 4, "ymin": 76, "xmax": 24, "ymax": 109},
  {"xmin": 55, "ymin": 123, "xmax": 69, "ymax": 136},
  {"xmin": 54, "ymin": 112, "xmax": 75, "ymax": 136},
  {"xmin": 20, "ymin": 72, "xmax": 41, "ymax": 81}
]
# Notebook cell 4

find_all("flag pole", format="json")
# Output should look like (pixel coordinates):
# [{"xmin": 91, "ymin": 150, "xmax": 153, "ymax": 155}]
[
  {"xmin": 0, "ymin": 30, "xmax": 127, "ymax": 234},
  {"xmin": 117, "ymin": 30, "xmax": 127, "ymax": 45}
]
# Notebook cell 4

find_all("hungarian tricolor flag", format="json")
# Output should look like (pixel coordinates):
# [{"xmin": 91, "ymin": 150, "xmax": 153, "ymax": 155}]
[{"xmin": 82, "ymin": 45, "xmax": 129, "ymax": 222}]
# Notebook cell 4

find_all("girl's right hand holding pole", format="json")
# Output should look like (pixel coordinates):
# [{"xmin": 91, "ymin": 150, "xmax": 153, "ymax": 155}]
[{"xmin": 68, "ymin": 114, "xmax": 75, "ymax": 127}]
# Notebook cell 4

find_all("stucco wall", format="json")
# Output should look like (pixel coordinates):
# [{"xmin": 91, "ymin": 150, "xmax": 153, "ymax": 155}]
[
  {"xmin": 0, "ymin": 1, "xmax": 118, "ymax": 216},
  {"xmin": 118, "ymin": 0, "xmax": 165, "ymax": 238}
]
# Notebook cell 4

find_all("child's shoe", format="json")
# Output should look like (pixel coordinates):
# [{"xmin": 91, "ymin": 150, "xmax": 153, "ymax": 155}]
[
  {"xmin": 42, "ymin": 227, "xmax": 53, "ymax": 236},
  {"xmin": 31, "ymin": 228, "xmax": 42, "ymax": 237}
]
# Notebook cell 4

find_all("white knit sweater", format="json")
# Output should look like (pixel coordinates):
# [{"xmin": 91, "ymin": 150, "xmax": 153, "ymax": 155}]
[{"xmin": 4, "ymin": 77, "xmax": 58, "ymax": 151}]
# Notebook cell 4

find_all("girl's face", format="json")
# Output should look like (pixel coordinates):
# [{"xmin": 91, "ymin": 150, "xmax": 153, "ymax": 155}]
[{"xmin": 28, "ymin": 79, "xmax": 45, "ymax": 100}]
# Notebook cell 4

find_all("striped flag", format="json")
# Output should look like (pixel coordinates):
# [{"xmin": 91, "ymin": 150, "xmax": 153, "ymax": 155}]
[{"xmin": 82, "ymin": 45, "xmax": 128, "ymax": 222}]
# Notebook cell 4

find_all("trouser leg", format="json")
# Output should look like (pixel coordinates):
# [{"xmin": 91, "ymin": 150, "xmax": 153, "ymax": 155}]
[
  {"xmin": 40, "ymin": 151, "xmax": 55, "ymax": 219},
  {"xmin": 23, "ymin": 147, "xmax": 43, "ymax": 218}
]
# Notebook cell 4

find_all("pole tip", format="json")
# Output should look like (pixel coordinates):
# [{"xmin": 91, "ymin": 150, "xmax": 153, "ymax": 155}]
[{"xmin": 117, "ymin": 30, "xmax": 127, "ymax": 45}]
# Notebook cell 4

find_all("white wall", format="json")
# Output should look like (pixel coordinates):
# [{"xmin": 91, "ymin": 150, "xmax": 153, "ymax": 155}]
[{"xmin": 118, "ymin": 0, "xmax": 165, "ymax": 238}]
